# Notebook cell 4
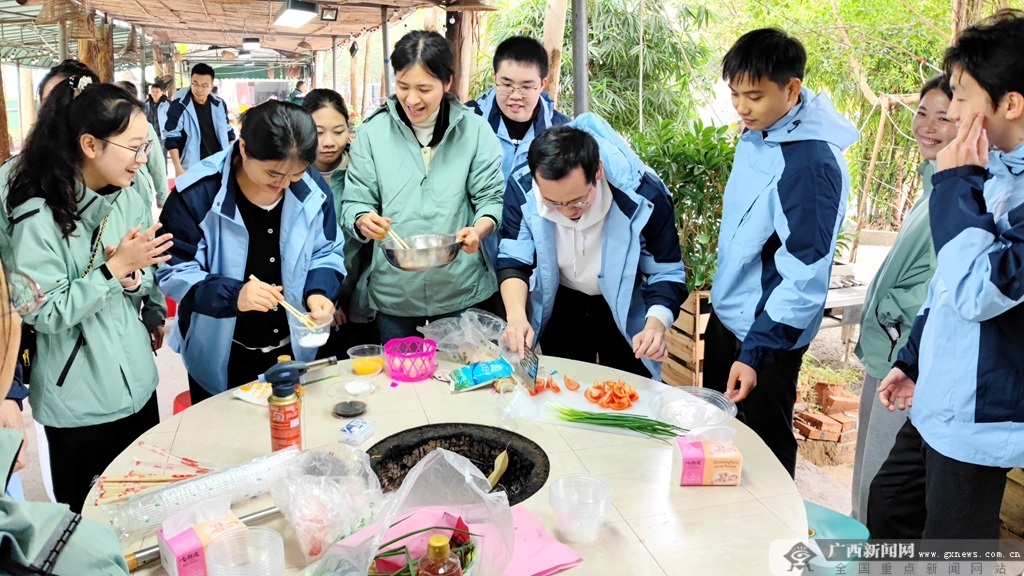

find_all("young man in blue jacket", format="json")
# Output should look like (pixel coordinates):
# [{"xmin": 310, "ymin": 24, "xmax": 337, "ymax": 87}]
[
  {"xmin": 469, "ymin": 36, "xmax": 571, "ymax": 273},
  {"xmin": 498, "ymin": 118, "xmax": 687, "ymax": 379},
  {"xmin": 704, "ymin": 29, "xmax": 859, "ymax": 477},
  {"xmin": 868, "ymin": 11, "xmax": 1024, "ymax": 539},
  {"xmin": 165, "ymin": 63, "xmax": 235, "ymax": 177}
]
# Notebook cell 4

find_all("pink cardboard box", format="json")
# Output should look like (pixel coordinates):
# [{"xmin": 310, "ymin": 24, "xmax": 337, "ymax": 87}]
[
  {"xmin": 676, "ymin": 438, "xmax": 742, "ymax": 486},
  {"xmin": 158, "ymin": 514, "xmax": 245, "ymax": 576}
]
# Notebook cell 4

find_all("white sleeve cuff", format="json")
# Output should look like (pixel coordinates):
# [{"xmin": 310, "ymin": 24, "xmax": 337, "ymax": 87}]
[
  {"xmin": 121, "ymin": 270, "xmax": 143, "ymax": 293},
  {"xmin": 646, "ymin": 305, "xmax": 675, "ymax": 331}
]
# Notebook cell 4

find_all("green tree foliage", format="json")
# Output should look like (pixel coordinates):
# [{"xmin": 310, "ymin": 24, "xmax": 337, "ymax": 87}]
[{"xmin": 474, "ymin": 0, "xmax": 710, "ymax": 134}]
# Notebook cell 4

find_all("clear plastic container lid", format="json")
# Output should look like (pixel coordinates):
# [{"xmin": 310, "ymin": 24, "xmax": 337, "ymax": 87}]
[{"xmin": 650, "ymin": 387, "xmax": 738, "ymax": 428}]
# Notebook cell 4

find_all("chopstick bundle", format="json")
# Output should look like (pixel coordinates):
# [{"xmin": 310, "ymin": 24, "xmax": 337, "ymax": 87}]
[{"xmin": 248, "ymin": 275, "xmax": 317, "ymax": 328}]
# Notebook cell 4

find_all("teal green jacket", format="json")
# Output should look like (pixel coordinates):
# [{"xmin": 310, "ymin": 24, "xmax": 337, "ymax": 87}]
[
  {"xmin": 129, "ymin": 126, "xmax": 169, "ymax": 330},
  {"xmin": 855, "ymin": 161, "xmax": 938, "ymax": 379},
  {"xmin": 142, "ymin": 124, "xmax": 170, "ymax": 207},
  {"xmin": 9, "ymin": 184, "xmax": 159, "ymax": 427},
  {"xmin": 326, "ymin": 156, "xmax": 374, "ymax": 324},
  {"xmin": 0, "ymin": 429, "xmax": 129, "ymax": 575},
  {"xmin": 340, "ymin": 95, "xmax": 505, "ymax": 316}
]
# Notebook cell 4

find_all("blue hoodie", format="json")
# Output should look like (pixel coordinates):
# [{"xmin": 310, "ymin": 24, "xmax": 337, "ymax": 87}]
[
  {"xmin": 164, "ymin": 87, "xmax": 235, "ymax": 172},
  {"xmin": 156, "ymin": 145, "xmax": 346, "ymax": 394},
  {"xmin": 467, "ymin": 90, "xmax": 571, "ymax": 269},
  {"xmin": 711, "ymin": 88, "xmax": 859, "ymax": 370},
  {"xmin": 895, "ymin": 143, "xmax": 1024, "ymax": 469},
  {"xmin": 497, "ymin": 113, "xmax": 688, "ymax": 379}
]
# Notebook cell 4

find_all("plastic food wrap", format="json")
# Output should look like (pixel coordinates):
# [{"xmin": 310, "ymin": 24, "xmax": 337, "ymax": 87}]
[
  {"xmin": 271, "ymin": 444, "xmax": 383, "ymax": 562},
  {"xmin": 104, "ymin": 448, "xmax": 301, "ymax": 543},
  {"xmin": 302, "ymin": 449, "xmax": 515, "ymax": 576},
  {"xmin": 418, "ymin": 309, "xmax": 509, "ymax": 365}
]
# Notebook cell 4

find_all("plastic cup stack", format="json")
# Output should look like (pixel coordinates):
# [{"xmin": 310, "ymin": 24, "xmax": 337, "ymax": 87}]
[{"xmin": 548, "ymin": 474, "xmax": 613, "ymax": 543}]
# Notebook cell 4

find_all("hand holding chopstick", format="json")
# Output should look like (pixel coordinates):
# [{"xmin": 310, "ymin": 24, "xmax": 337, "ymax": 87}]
[
  {"xmin": 355, "ymin": 211, "xmax": 410, "ymax": 249},
  {"xmin": 246, "ymin": 275, "xmax": 317, "ymax": 328}
]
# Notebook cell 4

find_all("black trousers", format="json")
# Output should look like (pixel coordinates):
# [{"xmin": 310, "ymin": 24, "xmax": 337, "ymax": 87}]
[
  {"xmin": 867, "ymin": 419, "xmax": 1009, "ymax": 539},
  {"xmin": 317, "ymin": 320, "xmax": 381, "ymax": 361},
  {"xmin": 44, "ymin": 393, "xmax": 160, "ymax": 513},
  {"xmin": 188, "ymin": 341, "xmax": 291, "ymax": 404},
  {"xmin": 702, "ymin": 310, "xmax": 806, "ymax": 478},
  {"xmin": 539, "ymin": 285, "xmax": 649, "ymax": 377}
]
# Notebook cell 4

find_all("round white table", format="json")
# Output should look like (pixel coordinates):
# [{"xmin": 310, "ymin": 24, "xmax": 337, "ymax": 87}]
[{"xmin": 82, "ymin": 356, "xmax": 808, "ymax": 575}]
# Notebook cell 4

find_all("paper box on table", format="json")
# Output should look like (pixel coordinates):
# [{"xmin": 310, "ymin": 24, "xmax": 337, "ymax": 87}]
[
  {"xmin": 157, "ymin": 496, "xmax": 246, "ymax": 576},
  {"xmin": 675, "ymin": 438, "xmax": 742, "ymax": 486}
]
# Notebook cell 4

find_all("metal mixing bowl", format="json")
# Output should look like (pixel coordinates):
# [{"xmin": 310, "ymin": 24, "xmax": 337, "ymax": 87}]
[{"xmin": 381, "ymin": 234, "xmax": 461, "ymax": 271}]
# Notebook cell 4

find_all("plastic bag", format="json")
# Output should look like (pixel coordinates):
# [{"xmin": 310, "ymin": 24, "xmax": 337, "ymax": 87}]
[
  {"xmin": 418, "ymin": 308, "xmax": 509, "ymax": 365},
  {"xmin": 302, "ymin": 448, "xmax": 515, "ymax": 576},
  {"xmin": 271, "ymin": 444, "xmax": 383, "ymax": 563}
]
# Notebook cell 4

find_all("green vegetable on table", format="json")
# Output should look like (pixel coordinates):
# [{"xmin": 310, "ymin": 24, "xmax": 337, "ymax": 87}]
[{"xmin": 548, "ymin": 404, "xmax": 689, "ymax": 440}]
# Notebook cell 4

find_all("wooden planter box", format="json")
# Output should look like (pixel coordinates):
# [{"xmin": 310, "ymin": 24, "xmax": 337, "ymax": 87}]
[{"xmin": 662, "ymin": 290, "xmax": 710, "ymax": 387}]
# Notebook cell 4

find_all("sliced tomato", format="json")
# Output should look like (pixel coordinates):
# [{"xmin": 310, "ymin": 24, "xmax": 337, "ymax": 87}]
[
  {"xmin": 584, "ymin": 387, "xmax": 603, "ymax": 403},
  {"xmin": 535, "ymin": 378, "xmax": 547, "ymax": 392},
  {"xmin": 609, "ymin": 396, "xmax": 631, "ymax": 411},
  {"xmin": 611, "ymin": 385, "xmax": 629, "ymax": 398},
  {"xmin": 564, "ymin": 376, "xmax": 581, "ymax": 391},
  {"xmin": 593, "ymin": 381, "xmax": 605, "ymax": 391},
  {"xmin": 628, "ymin": 389, "xmax": 640, "ymax": 402},
  {"xmin": 551, "ymin": 383, "xmax": 561, "ymax": 393}
]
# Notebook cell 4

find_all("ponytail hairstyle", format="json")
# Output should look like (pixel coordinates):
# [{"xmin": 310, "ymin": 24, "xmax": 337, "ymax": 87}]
[
  {"xmin": 301, "ymin": 88, "xmax": 350, "ymax": 122},
  {"xmin": 8, "ymin": 80, "xmax": 145, "ymax": 238},
  {"xmin": 391, "ymin": 30, "xmax": 454, "ymax": 86},
  {"xmin": 239, "ymin": 100, "xmax": 318, "ymax": 165},
  {"xmin": 38, "ymin": 59, "xmax": 97, "ymax": 101}
]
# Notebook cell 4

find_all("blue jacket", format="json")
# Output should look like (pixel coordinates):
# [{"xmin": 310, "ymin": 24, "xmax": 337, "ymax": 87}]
[
  {"xmin": 497, "ymin": 113, "xmax": 688, "ymax": 379},
  {"xmin": 156, "ymin": 145, "xmax": 346, "ymax": 394},
  {"xmin": 467, "ymin": 90, "xmax": 571, "ymax": 269},
  {"xmin": 164, "ymin": 88, "xmax": 235, "ymax": 172},
  {"xmin": 896, "ymin": 144, "xmax": 1024, "ymax": 469},
  {"xmin": 711, "ymin": 88, "xmax": 858, "ymax": 370}
]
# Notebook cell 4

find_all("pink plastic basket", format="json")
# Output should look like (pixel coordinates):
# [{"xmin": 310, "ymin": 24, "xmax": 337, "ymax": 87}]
[{"xmin": 384, "ymin": 337, "xmax": 438, "ymax": 382}]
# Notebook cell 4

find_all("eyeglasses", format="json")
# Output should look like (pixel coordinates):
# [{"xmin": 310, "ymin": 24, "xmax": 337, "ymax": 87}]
[
  {"xmin": 495, "ymin": 84, "xmax": 540, "ymax": 97},
  {"xmin": 100, "ymin": 138, "xmax": 153, "ymax": 163},
  {"xmin": 4, "ymin": 271, "xmax": 45, "ymax": 317},
  {"xmin": 191, "ymin": 82, "xmax": 212, "ymax": 91},
  {"xmin": 540, "ymin": 185, "xmax": 594, "ymax": 209}
]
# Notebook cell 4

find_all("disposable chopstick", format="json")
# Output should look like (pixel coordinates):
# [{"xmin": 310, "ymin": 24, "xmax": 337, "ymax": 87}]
[
  {"xmin": 247, "ymin": 275, "xmax": 317, "ymax": 328},
  {"xmin": 369, "ymin": 211, "xmax": 411, "ymax": 249}
]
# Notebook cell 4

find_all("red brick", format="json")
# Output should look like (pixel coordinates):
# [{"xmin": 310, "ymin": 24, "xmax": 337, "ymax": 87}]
[
  {"xmin": 798, "ymin": 412, "xmax": 843, "ymax": 433},
  {"xmin": 814, "ymin": 382, "xmax": 845, "ymax": 407},
  {"xmin": 824, "ymin": 393, "xmax": 860, "ymax": 415},
  {"xmin": 830, "ymin": 411, "xmax": 858, "ymax": 432},
  {"xmin": 839, "ymin": 429, "xmax": 858, "ymax": 444},
  {"xmin": 795, "ymin": 421, "xmax": 841, "ymax": 442}
]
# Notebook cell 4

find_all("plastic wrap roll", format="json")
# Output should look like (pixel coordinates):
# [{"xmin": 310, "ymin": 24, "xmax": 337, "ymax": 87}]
[{"xmin": 104, "ymin": 447, "xmax": 301, "ymax": 542}]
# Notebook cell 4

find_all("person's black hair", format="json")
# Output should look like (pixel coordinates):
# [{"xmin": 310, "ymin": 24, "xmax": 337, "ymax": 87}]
[
  {"xmin": 391, "ymin": 30, "xmax": 454, "ymax": 85},
  {"xmin": 8, "ymin": 82, "xmax": 144, "ymax": 238},
  {"xmin": 238, "ymin": 100, "xmax": 318, "ymax": 165},
  {"xmin": 149, "ymin": 79, "xmax": 167, "ymax": 91},
  {"xmin": 919, "ymin": 74, "xmax": 952, "ymax": 101},
  {"xmin": 722, "ymin": 28, "xmax": 806, "ymax": 87},
  {"xmin": 493, "ymin": 36, "xmax": 549, "ymax": 80},
  {"xmin": 301, "ymin": 89, "xmax": 350, "ymax": 121},
  {"xmin": 528, "ymin": 125, "xmax": 600, "ymax": 184},
  {"xmin": 118, "ymin": 80, "xmax": 138, "ymax": 99},
  {"xmin": 943, "ymin": 9, "xmax": 1024, "ymax": 110},
  {"xmin": 191, "ymin": 63, "xmax": 216, "ymax": 80},
  {"xmin": 38, "ymin": 59, "xmax": 98, "ymax": 100},
  {"xmin": 296, "ymin": 81, "xmax": 306, "ymax": 89}
]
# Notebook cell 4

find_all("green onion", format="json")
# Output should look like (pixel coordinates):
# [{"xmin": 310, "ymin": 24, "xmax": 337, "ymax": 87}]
[{"xmin": 548, "ymin": 404, "xmax": 689, "ymax": 440}]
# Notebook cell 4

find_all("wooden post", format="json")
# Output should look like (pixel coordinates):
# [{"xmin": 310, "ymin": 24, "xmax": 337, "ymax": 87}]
[
  {"xmin": 18, "ymin": 64, "xmax": 34, "ymax": 138},
  {"xmin": 542, "ymin": 0, "xmax": 568, "ymax": 107},
  {"xmin": 380, "ymin": 7, "xmax": 391, "ymax": 97},
  {"xmin": 952, "ymin": 0, "xmax": 983, "ymax": 37},
  {"xmin": 570, "ymin": 0, "xmax": 588, "ymax": 115},
  {"xmin": 849, "ymin": 97, "xmax": 890, "ymax": 262},
  {"xmin": 58, "ymin": 22, "xmax": 68, "ymax": 60},
  {"xmin": 78, "ymin": 15, "xmax": 100, "ymax": 77},
  {"xmin": 0, "ymin": 68, "xmax": 10, "ymax": 162},
  {"xmin": 139, "ymin": 27, "xmax": 147, "ymax": 92},
  {"xmin": 445, "ymin": 11, "xmax": 468, "ymax": 100},
  {"xmin": 98, "ymin": 20, "xmax": 114, "ymax": 83},
  {"xmin": 361, "ymin": 33, "xmax": 373, "ymax": 114},
  {"xmin": 331, "ymin": 36, "xmax": 338, "ymax": 91}
]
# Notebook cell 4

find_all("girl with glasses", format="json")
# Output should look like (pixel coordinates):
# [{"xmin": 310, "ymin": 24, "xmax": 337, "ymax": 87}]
[{"xmin": 3, "ymin": 79, "xmax": 173, "ymax": 512}]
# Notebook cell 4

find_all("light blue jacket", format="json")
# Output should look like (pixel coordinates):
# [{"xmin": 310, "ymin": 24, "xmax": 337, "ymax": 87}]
[
  {"xmin": 156, "ymin": 145, "xmax": 346, "ymax": 394},
  {"xmin": 467, "ymin": 90, "xmax": 571, "ymax": 271},
  {"xmin": 711, "ymin": 88, "xmax": 858, "ymax": 370},
  {"xmin": 497, "ymin": 114, "xmax": 688, "ymax": 379},
  {"xmin": 164, "ymin": 88, "xmax": 235, "ymax": 172},
  {"xmin": 896, "ymin": 144, "xmax": 1024, "ymax": 468}
]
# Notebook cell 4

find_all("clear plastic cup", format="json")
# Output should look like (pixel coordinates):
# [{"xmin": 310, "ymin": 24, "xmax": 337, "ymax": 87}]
[
  {"xmin": 548, "ymin": 474, "xmax": 613, "ymax": 543},
  {"xmin": 206, "ymin": 527, "xmax": 285, "ymax": 576},
  {"xmin": 287, "ymin": 313, "xmax": 332, "ymax": 349},
  {"xmin": 493, "ymin": 382, "xmax": 539, "ymax": 431},
  {"xmin": 347, "ymin": 344, "xmax": 385, "ymax": 376}
]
